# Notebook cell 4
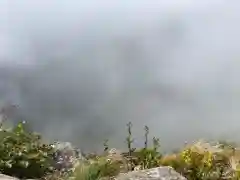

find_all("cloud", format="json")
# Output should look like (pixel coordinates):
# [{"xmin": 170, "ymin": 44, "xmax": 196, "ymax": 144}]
[{"xmin": 0, "ymin": 0, "xmax": 240, "ymax": 151}]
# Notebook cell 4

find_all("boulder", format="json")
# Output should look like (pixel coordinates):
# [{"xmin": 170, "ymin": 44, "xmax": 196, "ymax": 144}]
[
  {"xmin": 52, "ymin": 141, "xmax": 85, "ymax": 172},
  {"xmin": 0, "ymin": 174, "xmax": 18, "ymax": 180},
  {"xmin": 115, "ymin": 166, "xmax": 187, "ymax": 180}
]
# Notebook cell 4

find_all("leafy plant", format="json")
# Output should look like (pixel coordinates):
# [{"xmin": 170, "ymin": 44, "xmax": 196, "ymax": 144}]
[
  {"xmin": 0, "ymin": 121, "xmax": 55, "ymax": 178},
  {"xmin": 125, "ymin": 122, "xmax": 135, "ymax": 171},
  {"xmin": 159, "ymin": 142, "xmax": 232, "ymax": 180},
  {"xmin": 136, "ymin": 128, "xmax": 161, "ymax": 170},
  {"xmin": 74, "ymin": 157, "xmax": 121, "ymax": 180},
  {"xmin": 122, "ymin": 124, "xmax": 162, "ymax": 170},
  {"xmin": 74, "ymin": 162, "xmax": 101, "ymax": 180}
]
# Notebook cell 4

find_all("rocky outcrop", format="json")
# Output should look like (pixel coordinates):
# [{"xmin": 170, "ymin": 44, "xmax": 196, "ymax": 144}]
[{"xmin": 115, "ymin": 166, "xmax": 187, "ymax": 180}]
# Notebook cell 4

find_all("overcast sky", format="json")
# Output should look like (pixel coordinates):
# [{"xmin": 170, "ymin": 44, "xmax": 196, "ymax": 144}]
[{"xmin": 1, "ymin": 0, "xmax": 240, "ymax": 151}]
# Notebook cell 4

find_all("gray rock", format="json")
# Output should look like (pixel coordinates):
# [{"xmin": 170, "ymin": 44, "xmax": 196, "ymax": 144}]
[
  {"xmin": 0, "ymin": 174, "xmax": 18, "ymax": 180},
  {"xmin": 52, "ymin": 141, "xmax": 85, "ymax": 172},
  {"xmin": 115, "ymin": 166, "xmax": 187, "ymax": 180}
]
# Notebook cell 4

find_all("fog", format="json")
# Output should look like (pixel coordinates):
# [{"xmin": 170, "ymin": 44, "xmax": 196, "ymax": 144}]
[{"xmin": 1, "ymin": 0, "xmax": 240, "ymax": 151}]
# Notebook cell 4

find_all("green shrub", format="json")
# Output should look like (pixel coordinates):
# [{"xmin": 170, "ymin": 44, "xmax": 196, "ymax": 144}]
[
  {"xmin": 135, "ymin": 148, "xmax": 161, "ymax": 169},
  {"xmin": 74, "ymin": 157, "xmax": 121, "ymax": 180},
  {"xmin": 123, "ymin": 123, "xmax": 162, "ymax": 170},
  {"xmin": 2, "ymin": 120, "xmax": 240, "ymax": 180},
  {"xmin": 74, "ymin": 162, "xmax": 101, "ymax": 180},
  {"xmin": 159, "ymin": 143, "xmax": 232, "ymax": 180},
  {"xmin": 0, "ymin": 121, "xmax": 55, "ymax": 178},
  {"xmin": 132, "ymin": 137, "xmax": 161, "ymax": 170},
  {"xmin": 97, "ymin": 159, "xmax": 121, "ymax": 177}
]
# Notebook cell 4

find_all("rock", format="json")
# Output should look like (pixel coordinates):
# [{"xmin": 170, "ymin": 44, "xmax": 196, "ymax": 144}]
[
  {"xmin": 52, "ymin": 141, "xmax": 86, "ymax": 172},
  {"xmin": 115, "ymin": 166, "xmax": 187, "ymax": 180},
  {"xmin": 0, "ymin": 174, "xmax": 18, "ymax": 180}
]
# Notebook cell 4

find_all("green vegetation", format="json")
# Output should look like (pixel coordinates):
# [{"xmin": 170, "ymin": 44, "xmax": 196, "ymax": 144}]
[
  {"xmin": 0, "ymin": 121, "xmax": 55, "ymax": 179},
  {"xmin": 1, "ymin": 121, "xmax": 240, "ymax": 180}
]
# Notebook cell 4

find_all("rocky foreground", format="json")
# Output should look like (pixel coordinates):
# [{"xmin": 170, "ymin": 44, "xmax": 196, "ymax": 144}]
[
  {"xmin": 0, "ymin": 167, "xmax": 186, "ymax": 180},
  {"xmin": 115, "ymin": 166, "xmax": 186, "ymax": 180},
  {"xmin": 1, "ymin": 122, "xmax": 240, "ymax": 180},
  {"xmin": 0, "ymin": 140, "xmax": 187, "ymax": 180}
]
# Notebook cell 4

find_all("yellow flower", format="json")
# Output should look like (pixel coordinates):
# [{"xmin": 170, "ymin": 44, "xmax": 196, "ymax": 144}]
[
  {"xmin": 180, "ymin": 149, "xmax": 192, "ymax": 164},
  {"xmin": 202, "ymin": 151, "xmax": 213, "ymax": 168}
]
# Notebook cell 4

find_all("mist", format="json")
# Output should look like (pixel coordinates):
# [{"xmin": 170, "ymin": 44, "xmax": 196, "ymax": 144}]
[{"xmin": 1, "ymin": 0, "xmax": 240, "ymax": 151}]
